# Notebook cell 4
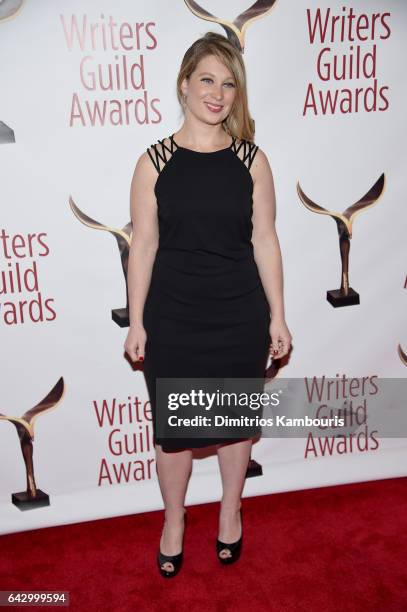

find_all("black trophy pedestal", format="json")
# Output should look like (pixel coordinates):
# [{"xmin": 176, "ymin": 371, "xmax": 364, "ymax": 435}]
[
  {"xmin": 246, "ymin": 459, "xmax": 263, "ymax": 478},
  {"xmin": 112, "ymin": 308, "xmax": 129, "ymax": 327},
  {"xmin": 327, "ymin": 288, "xmax": 360, "ymax": 308},
  {"xmin": 12, "ymin": 489, "xmax": 50, "ymax": 511}
]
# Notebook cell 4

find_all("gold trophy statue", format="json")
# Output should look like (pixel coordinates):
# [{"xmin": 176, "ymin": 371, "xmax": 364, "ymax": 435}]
[
  {"xmin": 0, "ymin": 121, "xmax": 15, "ymax": 144},
  {"xmin": 0, "ymin": 0, "xmax": 24, "ymax": 23},
  {"xmin": 398, "ymin": 344, "xmax": 407, "ymax": 367},
  {"xmin": 69, "ymin": 197, "xmax": 132, "ymax": 327},
  {"xmin": 297, "ymin": 173, "xmax": 385, "ymax": 307},
  {"xmin": 0, "ymin": 377, "xmax": 65, "ymax": 510},
  {"xmin": 184, "ymin": 0, "xmax": 278, "ymax": 52},
  {"xmin": 0, "ymin": 1, "xmax": 24, "ymax": 144}
]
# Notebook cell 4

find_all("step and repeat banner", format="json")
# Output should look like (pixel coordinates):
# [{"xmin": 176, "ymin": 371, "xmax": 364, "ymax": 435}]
[{"xmin": 1, "ymin": 0, "xmax": 406, "ymax": 535}]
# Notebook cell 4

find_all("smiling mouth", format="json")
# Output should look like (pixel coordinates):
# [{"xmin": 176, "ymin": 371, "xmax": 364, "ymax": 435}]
[{"xmin": 205, "ymin": 102, "xmax": 223, "ymax": 111}]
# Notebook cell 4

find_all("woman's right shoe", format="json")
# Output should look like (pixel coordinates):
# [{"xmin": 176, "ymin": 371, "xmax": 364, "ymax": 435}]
[
  {"xmin": 157, "ymin": 549, "xmax": 183, "ymax": 578},
  {"xmin": 216, "ymin": 508, "xmax": 243, "ymax": 565},
  {"xmin": 157, "ymin": 508, "xmax": 186, "ymax": 578}
]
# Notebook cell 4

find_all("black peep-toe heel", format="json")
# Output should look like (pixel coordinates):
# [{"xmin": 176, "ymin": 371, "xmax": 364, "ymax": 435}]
[
  {"xmin": 216, "ymin": 507, "xmax": 243, "ymax": 565},
  {"xmin": 157, "ymin": 509, "xmax": 187, "ymax": 578}
]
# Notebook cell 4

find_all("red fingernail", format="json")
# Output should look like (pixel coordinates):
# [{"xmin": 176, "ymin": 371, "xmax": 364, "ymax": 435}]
[
  {"xmin": 273, "ymin": 350, "xmax": 278, "ymax": 355},
  {"xmin": 139, "ymin": 356, "xmax": 144, "ymax": 362}
]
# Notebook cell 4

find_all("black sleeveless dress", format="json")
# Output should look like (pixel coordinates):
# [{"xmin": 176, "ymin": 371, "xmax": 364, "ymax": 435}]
[{"xmin": 142, "ymin": 133, "xmax": 271, "ymax": 451}]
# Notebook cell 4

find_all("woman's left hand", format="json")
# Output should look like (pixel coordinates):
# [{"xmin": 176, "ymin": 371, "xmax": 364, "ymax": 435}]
[{"xmin": 269, "ymin": 318, "xmax": 292, "ymax": 359}]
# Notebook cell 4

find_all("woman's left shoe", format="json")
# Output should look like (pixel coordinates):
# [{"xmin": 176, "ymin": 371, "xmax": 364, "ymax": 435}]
[{"xmin": 216, "ymin": 508, "xmax": 243, "ymax": 565}]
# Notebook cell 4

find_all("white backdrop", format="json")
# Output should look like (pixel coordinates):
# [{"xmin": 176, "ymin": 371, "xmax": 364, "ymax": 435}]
[{"xmin": 1, "ymin": 0, "xmax": 406, "ymax": 535}]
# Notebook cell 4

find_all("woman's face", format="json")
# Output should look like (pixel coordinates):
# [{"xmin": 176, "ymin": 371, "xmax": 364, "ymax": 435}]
[{"xmin": 181, "ymin": 54, "xmax": 237, "ymax": 125}]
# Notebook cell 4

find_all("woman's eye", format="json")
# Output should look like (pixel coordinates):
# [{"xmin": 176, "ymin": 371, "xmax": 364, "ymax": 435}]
[{"xmin": 201, "ymin": 78, "xmax": 235, "ymax": 88}]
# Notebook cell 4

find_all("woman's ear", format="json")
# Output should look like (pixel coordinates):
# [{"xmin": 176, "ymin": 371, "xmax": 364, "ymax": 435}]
[{"xmin": 180, "ymin": 77, "xmax": 188, "ymax": 98}]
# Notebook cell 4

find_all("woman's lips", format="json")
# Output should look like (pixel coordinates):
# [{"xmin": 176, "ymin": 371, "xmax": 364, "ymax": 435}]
[{"xmin": 205, "ymin": 102, "xmax": 223, "ymax": 113}]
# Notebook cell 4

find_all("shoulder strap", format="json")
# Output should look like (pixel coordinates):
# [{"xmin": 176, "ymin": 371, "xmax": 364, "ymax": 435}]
[
  {"xmin": 231, "ymin": 138, "xmax": 259, "ymax": 170},
  {"xmin": 146, "ymin": 135, "xmax": 178, "ymax": 174}
]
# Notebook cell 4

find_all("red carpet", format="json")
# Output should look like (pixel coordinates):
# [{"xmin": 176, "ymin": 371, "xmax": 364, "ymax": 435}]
[{"xmin": 1, "ymin": 477, "xmax": 406, "ymax": 611}]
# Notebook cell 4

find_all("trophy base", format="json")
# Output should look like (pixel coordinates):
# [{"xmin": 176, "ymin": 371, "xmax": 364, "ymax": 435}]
[
  {"xmin": 327, "ymin": 288, "xmax": 360, "ymax": 308},
  {"xmin": 12, "ymin": 489, "xmax": 50, "ymax": 511},
  {"xmin": 246, "ymin": 459, "xmax": 263, "ymax": 478},
  {"xmin": 112, "ymin": 308, "xmax": 129, "ymax": 328}
]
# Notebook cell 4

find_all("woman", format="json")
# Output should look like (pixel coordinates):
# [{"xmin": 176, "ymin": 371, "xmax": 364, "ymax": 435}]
[{"xmin": 124, "ymin": 32, "xmax": 292, "ymax": 577}]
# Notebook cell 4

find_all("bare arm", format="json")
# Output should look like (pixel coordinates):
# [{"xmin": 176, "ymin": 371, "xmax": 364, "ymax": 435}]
[
  {"xmin": 251, "ymin": 149, "xmax": 292, "ymax": 357},
  {"xmin": 127, "ymin": 151, "xmax": 159, "ymax": 327},
  {"xmin": 251, "ymin": 149, "xmax": 285, "ymax": 320}
]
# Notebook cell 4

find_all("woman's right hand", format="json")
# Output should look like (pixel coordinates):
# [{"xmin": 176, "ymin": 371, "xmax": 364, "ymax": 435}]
[{"xmin": 124, "ymin": 324, "xmax": 147, "ymax": 363}]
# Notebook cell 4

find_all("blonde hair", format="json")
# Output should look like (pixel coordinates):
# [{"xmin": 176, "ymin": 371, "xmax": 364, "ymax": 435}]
[{"xmin": 176, "ymin": 32, "xmax": 255, "ymax": 142}]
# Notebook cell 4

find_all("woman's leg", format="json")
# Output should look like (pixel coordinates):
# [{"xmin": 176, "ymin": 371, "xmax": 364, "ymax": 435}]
[
  {"xmin": 216, "ymin": 438, "xmax": 252, "ymax": 558},
  {"xmin": 155, "ymin": 444, "xmax": 193, "ymax": 571}
]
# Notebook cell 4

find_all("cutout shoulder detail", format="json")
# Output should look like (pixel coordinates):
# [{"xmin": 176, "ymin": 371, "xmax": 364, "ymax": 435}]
[
  {"xmin": 146, "ymin": 135, "xmax": 178, "ymax": 174},
  {"xmin": 231, "ymin": 138, "xmax": 259, "ymax": 170}
]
